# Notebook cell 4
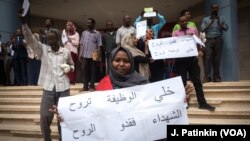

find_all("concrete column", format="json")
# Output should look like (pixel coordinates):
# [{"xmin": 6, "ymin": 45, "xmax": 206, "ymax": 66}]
[
  {"xmin": 205, "ymin": 0, "xmax": 239, "ymax": 81},
  {"xmin": 0, "ymin": 0, "xmax": 22, "ymax": 42}
]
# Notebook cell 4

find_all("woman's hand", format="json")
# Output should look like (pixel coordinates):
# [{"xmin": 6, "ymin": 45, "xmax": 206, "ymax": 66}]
[
  {"xmin": 184, "ymin": 84, "xmax": 194, "ymax": 104},
  {"xmin": 49, "ymin": 105, "xmax": 63, "ymax": 122}
]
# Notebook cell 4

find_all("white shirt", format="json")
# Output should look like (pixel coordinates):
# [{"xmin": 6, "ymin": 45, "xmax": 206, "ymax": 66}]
[
  {"xmin": 22, "ymin": 24, "xmax": 74, "ymax": 92},
  {"xmin": 116, "ymin": 25, "xmax": 136, "ymax": 45}
]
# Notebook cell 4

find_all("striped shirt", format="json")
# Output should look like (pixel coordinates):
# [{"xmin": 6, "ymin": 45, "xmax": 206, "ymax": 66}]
[
  {"xmin": 22, "ymin": 24, "xmax": 74, "ymax": 92},
  {"xmin": 79, "ymin": 30, "xmax": 102, "ymax": 58}
]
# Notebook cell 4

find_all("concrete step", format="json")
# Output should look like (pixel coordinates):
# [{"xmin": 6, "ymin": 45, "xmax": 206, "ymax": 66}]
[
  {"xmin": 187, "ymin": 82, "xmax": 250, "ymax": 88},
  {"xmin": 198, "ymin": 88, "xmax": 250, "ymax": 94},
  {"xmin": 190, "ymin": 96, "xmax": 250, "ymax": 101},
  {"xmin": 0, "ymin": 113, "xmax": 39, "ymax": 120},
  {"xmin": 0, "ymin": 113, "xmax": 57, "ymax": 126},
  {"xmin": 189, "ymin": 100, "xmax": 222, "ymax": 106},
  {"xmin": 0, "ymin": 123, "xmax": 58, "ymax": 137},
  {"xmin": 189, "ymin": 96, "xmax": 250, "ymax": 107},
  {"xmin": 0, "ymin": 98, "xmax": 41, "ymax": 105},
  {"xmin": 202, "ymin": 81, "xmax": 250, "ymax": 89},
  {"xmin": 0, "ymin": 135, "xmax": 44, "ymax": 141},
  {"xmin": 190, "ymin": 89, "xmax": 250, "ymax": 98},
  {"xmin": 0, "ymin": 86, "xmax": 43, "ymax": 91},
  {"xmin": 188, "ymin": 107, "xmax": 250, "ymax": 118},
  {"xmin": 0, "ymin": 105, "xmax": 40, "ymax": 114}
]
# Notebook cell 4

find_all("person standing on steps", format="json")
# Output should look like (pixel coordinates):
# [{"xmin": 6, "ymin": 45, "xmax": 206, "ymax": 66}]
[
  {"xmin": 173, "ymin": 15, "xmax": 215, "ymax": 111},
  {"xmin": 201, "ymin": 3, "xmax": 228, "ymax": 82},
  {"xmin": 18, "ymin": 9, "xmax": 74, "ymax": 141},
  {"xmin": 79, "ymin": 18, "xmax": 102, "ymax": 91}
]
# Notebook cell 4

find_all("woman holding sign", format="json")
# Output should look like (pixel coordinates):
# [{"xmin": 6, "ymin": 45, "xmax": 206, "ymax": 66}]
[
  {"xmin": 50, "ymin": 47, "xmax": 193, "ymax": 141},
  {"xmin": 96, "ymin": 47, "xmax": 149, "ymax": 90}
]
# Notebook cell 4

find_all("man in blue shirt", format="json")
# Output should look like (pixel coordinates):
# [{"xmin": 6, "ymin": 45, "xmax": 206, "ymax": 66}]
[
  {"xmin": 201, "ymin": 3, "xmax": 228, "ymax": 82},
  {"xmin": 134, "ymin": 10, "xmax": 166, "ymax": 39}
]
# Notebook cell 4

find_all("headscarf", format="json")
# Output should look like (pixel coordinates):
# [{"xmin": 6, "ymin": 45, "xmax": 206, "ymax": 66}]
[
  {"xmin": 121, "ymin": 34, "xmax": 150, "ymax": 79},
  {"xmin": 109, "ymin": 47, "xmax": 149, "ymax": 88}
]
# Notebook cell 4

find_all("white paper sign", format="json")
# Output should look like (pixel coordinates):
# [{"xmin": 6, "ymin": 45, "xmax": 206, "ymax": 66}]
[
  {"xmin": 136, "ymin": 20, "xmax": 147, "ymax": 39},
  {"xmin": 58, "ymin": 76, "xmax": 188, "ymax": 141},
  {"xmin": 148, "ymin": 36, "xmax": 199, "ymax": 60},
  {"xmin": 22, "ymin": 0, "xmax": 30, "ymax": 17},
  {"xmin": 144, "ymin": 12, "xmax": 157, "ymax": 17},
  {"xmin": 61, "ymin": 29, "xmax": 68, "ymax": 44},
  {"xmin": 193, "ymin": 35, "xmax": 205, "ymax": 47}
]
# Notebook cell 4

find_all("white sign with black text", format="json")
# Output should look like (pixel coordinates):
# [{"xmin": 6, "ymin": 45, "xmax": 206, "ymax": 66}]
[
  {"xmin": 58, "ymin": 76, "xmax": 189, "ymax": 141},
  {"xmin": 148, "ymin": 35, "xmax": 199, "ymax": 60},
  {"xmin": 136, "ymin": 20, "xmax": 147, "ymax": 39}
]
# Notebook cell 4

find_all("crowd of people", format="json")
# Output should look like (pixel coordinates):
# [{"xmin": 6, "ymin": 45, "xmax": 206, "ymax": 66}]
[
  {"xmin": 0, "ymin": 3, "xmax": 229, "ymax": 141},
  {"xmin": 0, "ymin": 4, "xmax": 228, "ymax": 87}
]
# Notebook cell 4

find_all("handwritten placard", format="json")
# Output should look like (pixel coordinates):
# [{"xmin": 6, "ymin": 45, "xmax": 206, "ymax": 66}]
[
  {"xmin": 144, "ymin": 12, "xmax": 157, "ymax": 17},
  {"xmin": 148, "ymin": 35, "xmax": 199, "ymax": 60},
  {"xmin": 193, "ymin": 34, "xmax": 205, "ymax": 47},
  {"xmin": 136, "ymin": 20, "xmax": 147, "ymax": 39},
  {"xmin": 144, "ymin": 7, "xmax": 153, "ymax": 13},
  {"xmin": 61, "ymin": 29, "xmax": 68, "ymax": 44},
  {"xmin": 143, "ymin": 7, "xmax": 156, "ymax": 17},
  {"xmin": 22, "ymin": 0, "xmax": 30, "ymax": 17},
  {"xmin": 58, "ymin": 76, "xmax": 188, "ymax": 141}
]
